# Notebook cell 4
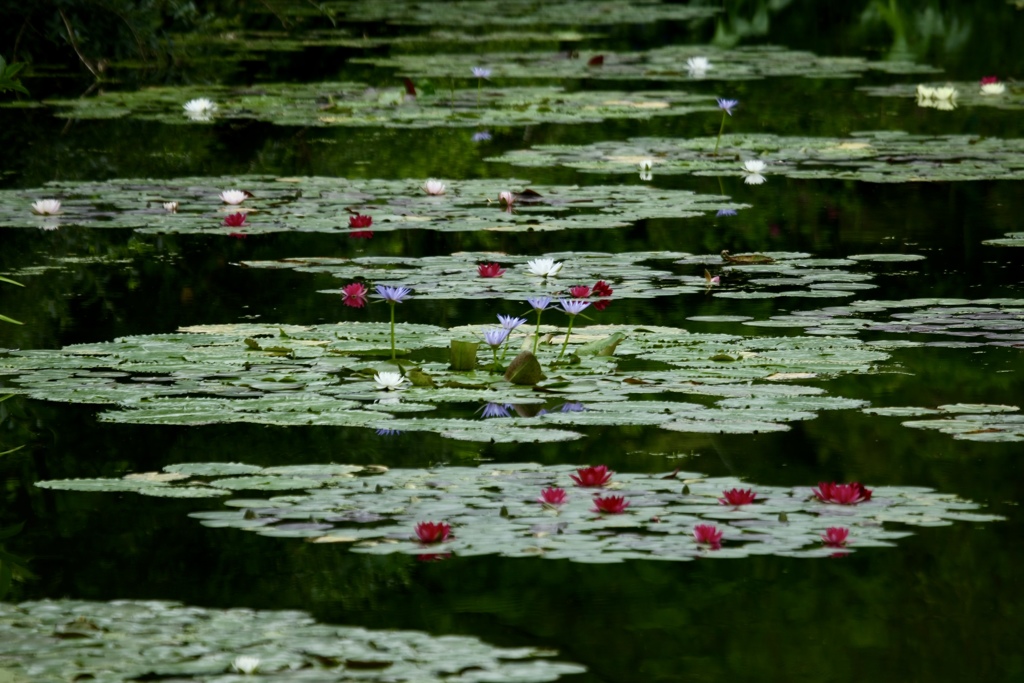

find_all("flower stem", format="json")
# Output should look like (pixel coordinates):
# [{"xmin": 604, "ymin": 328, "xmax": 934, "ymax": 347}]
[
  {"xmin": 532, "ymin": 310, "xmax": 543, "ymax": 355},
  {"xmin": 476, "ymin": 78, "xmax": 481, "ymax": 107},
  {"xmin": 713, "ymin": 111, "xmax": 727, "ymax": 156},
  {"xmin": 557, "ymin": 314, "xmax": 576, "ymax": 361},
  {"xmin": 491, "ymin": 346, "xmax": 499, "ymax": 370},
  {"xmin": 389, "ymin": 302, "xmax": 396, "ymax": 360}
]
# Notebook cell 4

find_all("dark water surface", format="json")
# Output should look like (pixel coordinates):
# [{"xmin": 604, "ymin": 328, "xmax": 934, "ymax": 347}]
[{"xmin": 2, "ymin": 3, "xmax": 1024, "ymax": 682}]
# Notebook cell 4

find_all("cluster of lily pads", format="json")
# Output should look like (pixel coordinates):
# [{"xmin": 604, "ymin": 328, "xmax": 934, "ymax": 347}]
[
  {"xmin": 35, "ymin": 462, "xmax": 1003, "ymax": 563},
  {"xmin": 0, "ymin": 599, "xmax": 585, "ymax": 681},
  {"xmin": 6, "ymin": 175, "xmax": 741, "ymax": 235}
]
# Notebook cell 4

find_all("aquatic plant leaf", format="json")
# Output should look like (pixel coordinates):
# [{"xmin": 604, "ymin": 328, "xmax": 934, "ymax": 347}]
[
  {"xmin": 41, "ymin": 83, "xmax": 718, "ymax": 129},
  {"xmin": 860, "ymin": 81, "xmax": 1024, "ymax": 111},
  {"xmin": 489, "ymin": 132, "xmax": 1024, "ymax": 184},
  {"xmin": 0, "ymin": 176, "xmax": 741, "ymax": 236},
  {"xmin": 34, "ymin": 463, "xmax": 1002, "ymax": 563},
  {"xmin": 0, "ymin": 599, "xmax": 585, "ymax": 681},
  {"xmin": 0, "ymin": 322, "xmax": 889, "ymax": 439},
  {"xmin": 740, "ymin": 298, "xmax": 1024, "ymax": 348},
  {"xmin": 865, "ymin": 403, "xmax": 1024, "ymax": 442},
  {"xmin": 355, "ymin": 45, "xmax": 936, "ymax": 81}
]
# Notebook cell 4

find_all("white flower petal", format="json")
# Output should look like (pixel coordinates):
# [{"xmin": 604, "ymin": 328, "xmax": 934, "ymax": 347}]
[
  {"xmin": 742, "ymin": 160, "xmax": 766, "ymax": 174},
  {"xmin": 743, "ymin": 173, "xmax": 767, "ymax": 185},
  {"xmin": 220, "ymin": 190, "xmax": 248, "ymax": 205},
  {"xmin": 422, "ymin": 179, "xmax": 446, "ymax": 195},
  {"xmin": 31, "ymin": 199, "xmax": 62, "ymax": 215},
  {"xmin": 981, "ymin": 83, "xmax": 1006, "ymax": 95},
  {"xmin": 374, "ymin": 371, "xmax": 407, "ymax": 391}
]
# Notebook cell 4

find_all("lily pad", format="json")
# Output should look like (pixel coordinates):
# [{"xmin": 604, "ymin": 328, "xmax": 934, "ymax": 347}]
[
  {"xmin": 0, "ymin": 175, "xmax": 742, "ymax": 235},
  {"xmin": 0, "ymin": 599, "xmax": 584, "ymax": 682},
  {"xmin": 0, "ymin": 322, "xmax": 888, "ymax": 439},
  {"xmin": 489, "ymin": 132, "xmax": 1024, "ymax": 184},
  {"xmin": 34, "ymin": 463, "xmax": 1003, "ymax": 563}
]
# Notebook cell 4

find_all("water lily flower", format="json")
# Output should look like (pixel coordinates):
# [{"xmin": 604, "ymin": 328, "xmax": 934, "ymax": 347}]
[
  {"xmin": 478, "ymin": 262, "xmax": 506, "ymax": 278},
  {"xmin": 560, "ymin": 401, "xmax": 586, "ymax": 412},
  {"xmin": 163, "ymin": 201, "xmax": 179, "ymax": 213},
  {"xmin": 374, "ymin": 371, "xmax": 407, "ymax": 391},
  {"xmin": 719, "ymin": 488, "xmax": 757, "ymax": 506},
  {"xmin": 497, "ymin": 314, "xmax": 527, "ymax": 330},
  {"xmin": 716, "ymin": 209, "xmax": 737, "ymax": 217},
  {"xmin": 31, "ymin": 199, "xmax": 61, "ymax": 215},
  {"xmin": 704, "ymin": 269, "xmax": 721, "ymax": 288},
  {"xmin": 571, "ymin": 465, "xmax": 613, "ymax": 488},
  {"xmin": 538, "ymin": 487, "xmax": 568, "ymax": 505},
  {"xmin": 231, "ymin": 655, "xmax": 260, "ymax": 675},
  {"xmin": 472, "ymin": 66, "xmax": 492, "ymax": 79},
  {"xmin": 980, "ymin": 77, "xmax": 1006, "ymax": 95},
  {"xmin": 483, "ymin": 328, "xmax": 510, "ymax": 348},
  {"xmin": 472, "ymin": 131, "xmax": 492, "ymax": 142},
  {"xmin": 223, "ymin": 212, "xmax": 246, "ymax": 227},
  {"xmin": 375, "ymin": 285, "xmax": 411, "ymax": 303},
  {"xmin": 916, "ymin": 84, "xmax": 937, "ymax": 99},
  {"xmin": 812, "ymin": 482, "xmax": 873, "ymax": 505},
  {"xmin": 714, "ymin": 98, "xmax": 738, "ymax": 155},
  {"xmin": 415, "ymin": 521, "xmax": 451, "ymax": 544},
  {"xmin": 349, "ymin": 214, "xmax": 373, "ymax": 228},
  {"xmin": 569, "ymin": 285, "xmax": 591, "ymax": 298},
  {"xmin": 592, "ymin": 281, "xmax": 613, "ymax": 298},
  {"xmin": 527, "ymin": 258, "xmax": 563, "ymax": 278},
  {"xmin": 693, "ymin": 524, "xmax": 723, "ymax": 548},
  {"xmin": 527, "ymin": 296, "xmax": 552, "ymax": 311},
  {"xmin": 422, "ymin": 179, "xmax": 446, "ymax": 195},
  {"xmin": 686, "ymin": 56, "xmax": 711, "ymax": 76},
  {"xmin": 822, "ymin": 526, "xmax": 850, "ymax": 547},
  {"xmin": 559, "ymin": 298, "xmax": 591, "ymax": 316},
  {"xmin": 481, "ymin": 402, "xmax": 512, "ymax": 418},
  {"xmin": 593, "ymin": 495, "xmax": 630, "ymax": 514},
  {"xmin": 499, "ymin": 190, "xmax": 515, "ymax": 206},
  {"xmin": 183, "ymin": 98, "xmax": 216, "ymax": 116},
  {"xmin": 741, "ymin": 159, "xmax": 767, "ymax": 185},
  {"xmin": 934, "ymin": 85, "xmax": 958, "ymax": 101},
  {"xmin": 219, "ymin": 190, "xmax": 249, "ymax": 205},
  {"xmin": 717, "ymin": 98, "xmax": 738, "ymax": 116},
  {"xmin": 341, "ymin": 282, "xmax": 368, "ymax": 308},
  {"xmin": 638, "ymin": 158, "xmax": 654, "ymax": 181}
]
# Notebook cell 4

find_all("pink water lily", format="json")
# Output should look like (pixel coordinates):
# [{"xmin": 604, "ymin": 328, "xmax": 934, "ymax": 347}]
[
  {"xmin": 570, "ymin": 465, "xmax": 612, "ymax": 488},
  {"xmin": 415, "ymin": 521, "xmax": 451, "ymax": 544},
  {"xmin": 822, "ymin": 527, "xmax": 850, "ymax": 547},
  {"xmin": 478, "ymin": 263, "xmax": 506, "ymax": 278},
  {"xmin": 693, "ymin": 524, "xmax": 723, "ymax": 549},
  {"xmin": 538, "ymin": 487, "xmax": 568, "ymax": 505},
  {"xmin": 592, "ymin": 495, "xmax": 629, "ymax": 514},
  {"xmin": 718, "ymin": 488, "xmax": 756, "ymax": 506},
  {"xmin": 813, "ymin": 482, "xmax": 872, "ymax": 505}
]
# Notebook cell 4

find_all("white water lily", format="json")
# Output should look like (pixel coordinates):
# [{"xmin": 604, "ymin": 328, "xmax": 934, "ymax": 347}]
[
  {"xmin": 526, "ymin": 257, "xmax": 563, "ymax": 277},
  {"xmin": 183, "ymin": 98, "xmax": 216, "ymax": 114},
  {"xmin": 219, "ymin": 190, "xmax": 248, "ymax": 205},
  {"xmin": 981, "ymin": 82, "xmax": 1006, "ymax": 95},
  {"xmin": 374, "ymin": 371, "xmax": 407, "ymax": 391},
  {"xmin": 742, "ymin": 160, "xmax": 766, "ymax": 174},
  {"xmin": 163, "ymin": 201, "xmax": 179, "ymax": 213},
  {"xmin": 685, "ymin": 56, "xmax": 710, "ymax": 76},
  {"xmin": 422, "ymin": 179, "xmax": 446, "ymax": 195},
  {"xmin": 639, "ymin": 159, "xmax": 653, "ymax": 180},
  {"xmin": 916, "ymin": 84, "xmax": 937, "ymax": 99},
  {"xmin": 31, "ymin": 199, "xmax": 61, "ymax": 215},
  {"xmin": 499, "ymin": 190, "xmax": 515, "ymax": 205},
  {"xmin": 933, "ymin": 86, "xmax": 957, "ymax": 101},
  {"xmin": 231, "ymin": 656, "xmax": 260, "ymax": 675}
]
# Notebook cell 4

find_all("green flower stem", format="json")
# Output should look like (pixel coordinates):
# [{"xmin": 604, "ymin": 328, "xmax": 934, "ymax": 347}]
[
  {"xmin": 713, "ymin": 110, "xmax": 727, "ymax": 156},
  {"xmin": 557, "ymin": 314, "xmax": 577, "ymax": 361},
  {"xmin": 532, "ymin": 311, "xmax": 544, "ymax": 355},
  {"xmin": 476, "ymin": 78, "xmax": 481, "ymax": 107},
  {"xmin": 491, "ymin": 346, "xmax": 500, "ymax": 369},
  {"xmin": 389, "ymin": 302, "xmax": 396, "ymax": 360}
]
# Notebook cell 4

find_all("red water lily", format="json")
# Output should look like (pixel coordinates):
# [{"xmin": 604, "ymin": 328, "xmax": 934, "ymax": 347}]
[
  {"xmin": 718, "ymin": 488, "xmax": 757, "ymax": 506},
  {"xmin": 415, "ymin": 521, "xmax": 451, "ymax": 544},
  {"xmin": 592, "ymin": 280, "xmax": 613, "ymax": 297},
  {"xmin": 223, "ymin": 212, "xmax": 246, "ymax": 227},
  {"xmin": 592, "ymin": 495, "xmax": 630, "ymax": 514},
  {"xmin": 981, "ymin": 76, "xmax": 999, "ymax": 85},
  {"xmin": 538, "ymin": 487, "xmax": 567, "ymax": 505},
  {"xmin": 478, "ymin": 262, "xmax": 506, "ymax": 278},
  {"xmin": 569, "ymin": 285, "xmax": 591, "ymax": 298},
  {"xmin": 349, "ymin": 214, "xmax": 373, "ymax": 228},
  {"xmin": 693, "ymin": 524, "xmax": 723, "ymax": 548},
  {"xmin": 349, "ymin": 231, "xmax": 374, "ymax": 239},
  {"xmin": 813, "ymin": 482, "xmax": 873, "ymax": 505},
  {"xmin": 570, "ymin": 465, "xmax": 613, "ymax": 488},
  {"xmin": 822, "ymin": 527, "xmax": 850, "ymax": 547},
  {"xmin": 341, "ymin": 282, "xmax": 368, "ymax": 308}
]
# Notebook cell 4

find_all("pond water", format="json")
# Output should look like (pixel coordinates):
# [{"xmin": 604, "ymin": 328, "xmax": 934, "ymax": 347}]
[{"xmin": 2, "ymin": 2, "xmax": 1024, "ymax": 682}]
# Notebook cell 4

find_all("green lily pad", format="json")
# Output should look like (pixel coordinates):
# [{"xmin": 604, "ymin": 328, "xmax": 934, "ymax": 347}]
[
  {"xmin": 860, "ymin": 81, "xmax": 1024, "ymax": 111},
  {"xmin": 43, "ymin": 83, "xmax": 719, "ymax": 129},
  {"xmin": 489, "ymin": 131, "xmax": 1024, "ymax": 184},
  {"xmin": 0, "ymin": 599, "xmax": 584, "ymax": 682},
  {"xmin": 34, "ymin": 463, "xmax": 1003, "ymax": 563},
  {"xmin": 0, "ymin": 322, "xmax": 888, "ymax": 439},
  {"xmin": 0, "ymin": 175, "xmax": 742, "ymax": 235}
]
